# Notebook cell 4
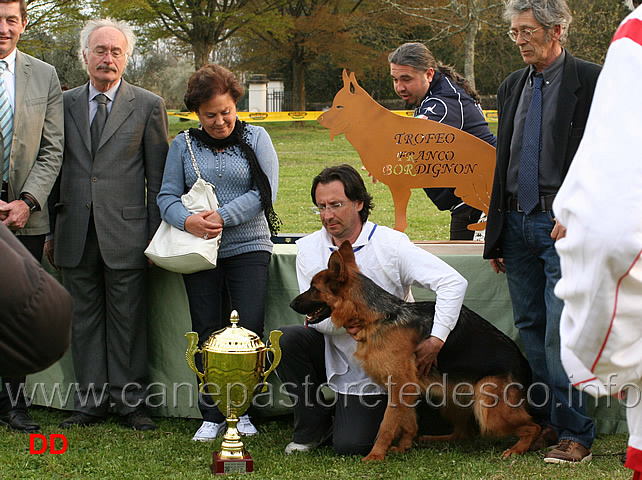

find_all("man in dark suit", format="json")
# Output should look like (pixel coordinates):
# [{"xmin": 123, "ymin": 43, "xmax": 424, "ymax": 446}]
[
  {"xmin": 483, "ymin": 0, "xmax": 601, "ymax": 464},
  {"xmin": 0, "ymin": 0, "xmax": 64, "ymax": 433},
  {"xmin": 48, "ymin": 18, "xmax": 169, "ymax": 430}
]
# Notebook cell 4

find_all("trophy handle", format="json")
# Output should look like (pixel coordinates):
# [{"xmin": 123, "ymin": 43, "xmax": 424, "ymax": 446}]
[
  {"xmin": 260, "ymin": 330, "xmax": 283, "ymax": 392},
  {"xmin": 185, "ymin": 331, "xmax": 205, "ymax": 384}
]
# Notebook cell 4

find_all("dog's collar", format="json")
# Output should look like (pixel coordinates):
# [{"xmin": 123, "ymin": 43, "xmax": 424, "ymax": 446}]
[{"xmin": 329, "ymin": 223, "xmax": 378, "ymax": 253}]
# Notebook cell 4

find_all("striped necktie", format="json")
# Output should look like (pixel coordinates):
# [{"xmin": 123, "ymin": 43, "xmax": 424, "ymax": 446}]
[{"xmin": 0, "ymin": 60, "xmax": 14, "ymax": 183}]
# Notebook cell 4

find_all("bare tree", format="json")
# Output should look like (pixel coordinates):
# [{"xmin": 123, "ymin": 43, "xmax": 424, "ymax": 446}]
[{"xmin": 377, "ymin": 0, "xmax": 504, "ymax": 89}]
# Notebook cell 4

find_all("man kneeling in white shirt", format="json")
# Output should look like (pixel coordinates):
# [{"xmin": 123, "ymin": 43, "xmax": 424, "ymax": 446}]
[{"xmin": 276, "ymin": 164, "xmax": 468, "ymax": 455}]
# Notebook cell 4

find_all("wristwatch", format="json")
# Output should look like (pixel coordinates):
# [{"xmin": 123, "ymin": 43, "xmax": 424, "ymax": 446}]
[{"xmin": 20, "ymin": 193, "xmax": 38, "ymax": 213}]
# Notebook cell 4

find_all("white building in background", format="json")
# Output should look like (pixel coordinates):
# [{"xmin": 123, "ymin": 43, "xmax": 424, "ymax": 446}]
[{"xmin": 247, "ymin": 74, "xmax": 285, "ymax": 112}]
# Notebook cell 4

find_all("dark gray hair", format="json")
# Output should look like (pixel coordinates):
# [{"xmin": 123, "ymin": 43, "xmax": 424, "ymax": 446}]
[
  {"xmin": 78, "ymin": 18, "xmax": 136, "ymax": 65},
  {"xmin": 503, "ymin": 0, "xmax": 572, "ymax": 45},
  {"xmin": 388, "ymin": 42, "xmax": 437, "ymax": 72},
  {"xmin": 388, "ymin": 42, "xmax": 481, "ymax": 103}
]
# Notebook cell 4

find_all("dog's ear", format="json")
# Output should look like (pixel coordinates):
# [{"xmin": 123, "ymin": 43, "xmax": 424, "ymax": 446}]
[
  {"xmin": 328, "ymin": 248, "xmax": 347, "ymax": 282},
  {"xmin": 338, "ymin": 240, "xmax": 356, "ymax": 267},
  {"xmin": 328, "ymin": 241, "xmax": 357, "ymax": 282}
]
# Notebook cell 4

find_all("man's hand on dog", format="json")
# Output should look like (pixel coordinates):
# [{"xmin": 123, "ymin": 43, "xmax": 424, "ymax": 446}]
[{"xmin": 415, "ymin": 336, "xmax": 444, "ymax": 377}]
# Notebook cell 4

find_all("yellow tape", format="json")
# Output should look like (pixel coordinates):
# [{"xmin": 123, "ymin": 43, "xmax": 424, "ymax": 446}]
[{"xmin": 169, "ymin": 110, "xmax": 499, "ymax": 123}]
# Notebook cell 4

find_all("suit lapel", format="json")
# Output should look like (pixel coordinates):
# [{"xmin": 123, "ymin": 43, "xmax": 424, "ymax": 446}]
[
  {"xmin": 13, "ymin": 51, "xmax": 31, "ymax": 138},
  {"xmin": 97, "ymin": 80, "xmax": 134, "ymax": 152},
  {"xmin": 69, "ymin": 84, "xmax": 92, "ymax": 154},
  {"xmin": 503, "ymin": 70, "xmax": 529, "ymax": 132},
  {"xmin": 499, "ymin": 68, "xmax": 529, "ymax": 170},
  {"xmin": 553, "ymin": 52, "xmax": 580, "ymax": 162}
]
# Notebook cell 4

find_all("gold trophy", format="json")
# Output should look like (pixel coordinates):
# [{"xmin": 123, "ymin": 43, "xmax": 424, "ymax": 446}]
[{"xmin": 185, "ymin": 310, "xmax": 282, "ymax": 475}]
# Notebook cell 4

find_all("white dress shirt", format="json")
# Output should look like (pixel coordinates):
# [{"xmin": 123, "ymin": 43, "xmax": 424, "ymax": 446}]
[
  {"xmin": 88, "ymin": 80, "xmax": 121, "ymax": 123},
  {"xmin": 1, "ymin": 48, "xmax": 17, "ymax": 111},
  {"xmin": 295, "ymin": 221, "xmax": 468, "ymax": 395}
]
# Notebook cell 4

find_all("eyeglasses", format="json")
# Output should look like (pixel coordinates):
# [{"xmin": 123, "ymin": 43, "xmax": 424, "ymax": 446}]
[
  {"xmin": 90, "ymin": 47, "xmax": 127, "ymax": 59},
  {"xmin": 507, "ymin": 26, "xmax": 544, "ymax": 43},
  {"xmin": 312, "ymin": 202, "xmax": 348, "ymax": 215}
]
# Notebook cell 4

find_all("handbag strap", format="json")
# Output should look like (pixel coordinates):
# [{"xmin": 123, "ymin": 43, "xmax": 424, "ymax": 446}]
[{"xmin": 183, "ymin": 130, "xmax": 202, "ymax": 179}]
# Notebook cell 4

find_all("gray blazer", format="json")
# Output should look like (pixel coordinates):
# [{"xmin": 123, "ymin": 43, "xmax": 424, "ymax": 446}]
[
  {"xmin": 53, "ymin": 80, "xmax": 169, "ymax": 269},
  {"xmin": 6, "ymin": 50, "xmax": 64, "ymax": 236}
]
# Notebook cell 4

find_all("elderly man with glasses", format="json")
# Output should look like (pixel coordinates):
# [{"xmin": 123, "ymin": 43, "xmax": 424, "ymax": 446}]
[
  {"xmin": 483, "ymin": 0, "xmax": 601, "ymax": 464},
  {"xmin": 47, "ymin": 18, "xmax": 169, "ymax": 431}
]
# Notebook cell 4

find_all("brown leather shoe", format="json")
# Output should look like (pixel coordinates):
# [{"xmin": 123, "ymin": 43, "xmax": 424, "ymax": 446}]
[
  {"xmin": 529, "ymin": 426, "xmax": 558, "ymax": 451},
  {"xmin": 544, "ymin": 439, "xmax": 592, "ymax": 463}
]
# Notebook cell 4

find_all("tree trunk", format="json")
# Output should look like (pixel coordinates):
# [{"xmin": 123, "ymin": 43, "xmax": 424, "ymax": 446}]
[
  {"xmin": 292, "ymin": 56, "xmax": 306, "ymax": 111},
  {"xmin": 193, "ymin": 40, "xmax": 212, "ymax": 70},
  {"xmin": 463, "ymin": 16, "xmax": 479, "ymax": 90}
]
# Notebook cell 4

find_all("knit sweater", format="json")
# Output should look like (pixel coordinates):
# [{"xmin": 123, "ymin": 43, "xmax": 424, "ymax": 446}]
[{"xmin": 157, "ymin": 123, "xmax": 279, "ymax": 258}]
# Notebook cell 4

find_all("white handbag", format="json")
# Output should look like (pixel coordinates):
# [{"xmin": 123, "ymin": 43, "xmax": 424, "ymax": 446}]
[{"xmin": 145, "ymin": 130, "xmax": 221, "ymax": 274}]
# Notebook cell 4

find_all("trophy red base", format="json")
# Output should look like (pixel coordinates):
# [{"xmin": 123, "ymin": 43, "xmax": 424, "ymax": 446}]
[{"xmin": 211, "ymin": 452, "xmax": 254, "ymax": 475}]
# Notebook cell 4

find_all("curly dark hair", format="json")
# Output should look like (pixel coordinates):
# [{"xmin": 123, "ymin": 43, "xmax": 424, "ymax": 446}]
[
  {"xmin": 311, "ymin": 164, "xmax": 374, "ymax": 224},
  {"xmin": 184, "ymin": 64, "xmax": 244, "ymax": 113}
]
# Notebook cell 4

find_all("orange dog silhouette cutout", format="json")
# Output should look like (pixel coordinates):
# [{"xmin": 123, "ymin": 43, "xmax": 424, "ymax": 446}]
[{"xmin": 318, "ymin": 70, "xmax": 496, "ymax": 233}]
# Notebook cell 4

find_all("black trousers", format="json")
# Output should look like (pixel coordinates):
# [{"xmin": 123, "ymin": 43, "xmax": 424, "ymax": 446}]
[
  {"xmin": 0, "ymin": 225, "xmax": 45, "ymax": 414},
  {"xmin": 450, "ymin": 205, "xmax": 483, "ymax": 240},
  {"xmin": 183, "ymin": 250, "xmax": 271, "ymax": 423},
  {"xmin": 276, "ymin": 325, "xmax": 388, "ymax": 456}
]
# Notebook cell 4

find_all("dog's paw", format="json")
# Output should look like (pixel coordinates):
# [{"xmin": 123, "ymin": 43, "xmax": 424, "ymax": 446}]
[
  {"xmin": 362, "ymin": 453, "xmax": 386, "ymax": 462},
  {"xmin": 389, "ymin": 445, "xmax": 408, "ymax": 453},
  {"xmin": 416, "ymin": 434, "xmax": 437, "ymax": 443},
  {"xmin": 501, "ymin": 448, "xmax": 524, "ymax": 459}
]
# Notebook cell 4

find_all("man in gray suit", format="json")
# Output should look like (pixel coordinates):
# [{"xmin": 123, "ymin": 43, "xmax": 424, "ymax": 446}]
[
  {"xmin": 0, "ymin": 0, "xmax": 64, "ymax": 433},
  {"xmin": 49, "ymin": 18, "xmax": 169, "ymax": 430}
]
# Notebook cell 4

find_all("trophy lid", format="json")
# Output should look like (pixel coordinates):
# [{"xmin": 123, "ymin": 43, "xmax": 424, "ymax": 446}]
[{"xmin": 201, "ymin": 310, "xmax": 265, "ymax": 354}]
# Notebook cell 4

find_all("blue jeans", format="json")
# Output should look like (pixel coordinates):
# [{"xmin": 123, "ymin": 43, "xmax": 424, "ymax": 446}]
[{"xmin": 503, "ymin": 211, "xmax": 595, "ymax": 448}]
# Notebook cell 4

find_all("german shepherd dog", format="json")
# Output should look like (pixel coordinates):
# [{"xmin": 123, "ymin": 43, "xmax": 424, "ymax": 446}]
[{"xmin": 289, "ymin": 241, "xmax": 540, "ymax": 461}]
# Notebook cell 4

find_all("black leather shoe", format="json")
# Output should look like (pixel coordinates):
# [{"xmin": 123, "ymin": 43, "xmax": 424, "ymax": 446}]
[
  {"xmin": 0, "ymin": 409, "xmax": 40, "ymax": 432},
  {"xmin": 123, "ymin": 409, "xmax": 156, "ymax": 431},
  {"xmin": 59, "ymin": 411, "xmax": 103, "ymax": 428}
]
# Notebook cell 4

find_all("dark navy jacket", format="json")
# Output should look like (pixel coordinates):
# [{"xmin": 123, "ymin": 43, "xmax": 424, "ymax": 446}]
[{"xmin": 415, "ymin": 71, "xmax": 497, "ymax": 211}]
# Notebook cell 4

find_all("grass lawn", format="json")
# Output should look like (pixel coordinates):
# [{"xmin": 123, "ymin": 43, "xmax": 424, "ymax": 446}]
[
  {"xmin": 1, "ymin": 120, "xmax": 630, "ymax": 479},
  {"xmin": 0, "ymin": 407, "xmax": 630, "ymax": 479}
]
